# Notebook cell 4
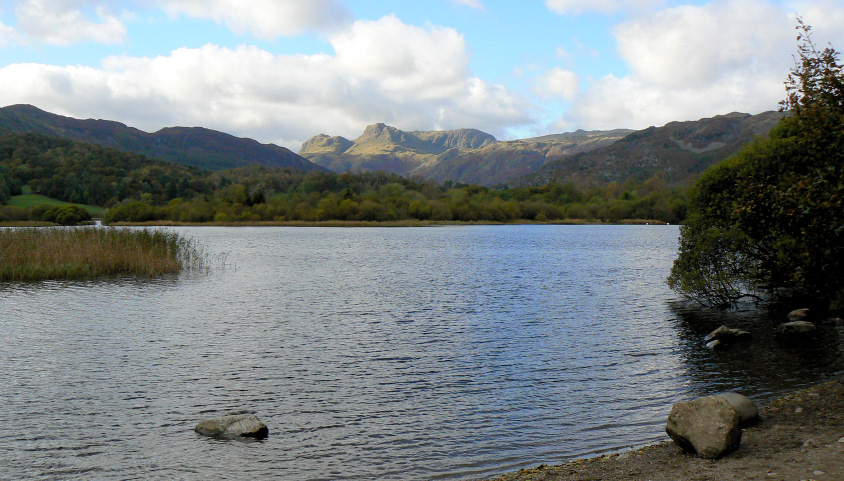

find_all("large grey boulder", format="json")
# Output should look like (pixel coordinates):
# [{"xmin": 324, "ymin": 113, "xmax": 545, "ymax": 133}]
[
  {"xmin": 195, "ymin": 413, "xmax": 268, "ymax": 439},
  {"xmin": 666, "ymin": 395, "xmax": 742, "ymax": 459},
  {"xmin": 717, "ymin": 392, "xmax": 759, "ymax": 426},
  {"xmin": 775, "ymin": 320, "xmax": 816, "ymax": 341}
]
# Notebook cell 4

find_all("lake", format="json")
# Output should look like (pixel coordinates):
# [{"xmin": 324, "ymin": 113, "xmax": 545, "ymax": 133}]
[{"xmin": 1, "ymin": 225, "xmax": 841, "ymax": 480}]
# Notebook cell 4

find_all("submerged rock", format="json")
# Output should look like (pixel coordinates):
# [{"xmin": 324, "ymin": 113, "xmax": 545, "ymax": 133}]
[
  {"xmin": 195, "ymin": 413, "xmax": 268, "ymax": 439},
  {"xmin": 666, "ymin": 395, "xmax": 742, "ymax": 459}
]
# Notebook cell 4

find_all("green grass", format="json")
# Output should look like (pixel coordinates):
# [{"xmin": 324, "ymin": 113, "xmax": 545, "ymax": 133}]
[
  {"xmin": 8, "ymin": 192, "xmax": 106, "ymax": 217},
  {"xmin": 0, "ymin": 227, "xmax": 207, "ymax": 281}
]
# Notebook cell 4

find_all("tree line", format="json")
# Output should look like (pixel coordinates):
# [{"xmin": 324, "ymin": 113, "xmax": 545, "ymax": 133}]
[{"xmin": 1, "ymin": 132, "xmax": 688, "ymax": 225}]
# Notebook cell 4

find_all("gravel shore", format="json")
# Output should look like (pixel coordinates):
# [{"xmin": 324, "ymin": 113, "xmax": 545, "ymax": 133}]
[{"xmin": 484, "ymin": 376, "xmax": 844, "ymax": 481}]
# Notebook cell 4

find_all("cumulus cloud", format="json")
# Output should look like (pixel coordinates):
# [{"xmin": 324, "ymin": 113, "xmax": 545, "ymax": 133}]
[
  {"xmin": 0, "ymin": 16, "xmax": 530, "ymax": 149},
  {"xmin": 534, "ymin": 68, "xmax": 580, "ymax": 100},
  {"xmin": 564, "ymin": 0, "xmax": 830, "ymax": 130},
  {"xmin": 158, "ymin": 0, "xmax": 352, "ymax": 38},
  {"xmin": 331, "ymin": 16, "xmax": 470, "ymax": 101},
  {"xmin": 14, "ymin": 0, "xmax": 127, "ymax": 45},
  {"xmin": 545, "ymin": 0, "xmax": 665, "ymax": 15},
  {"xmin": 615, "ymin": 0, "xmax": 791, "ymax": 89}
]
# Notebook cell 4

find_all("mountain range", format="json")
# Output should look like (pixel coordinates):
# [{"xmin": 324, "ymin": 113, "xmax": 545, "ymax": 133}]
[
  {"xmin": 0, "ymin": 104, "xmax": 321, "ymax": 172},
  {"xmin": 0, "ymin": 104, "xmax": 784, "ymax": 188},
  {"xmin": 302, "ymin": 111, "xmax": 783, "ymax": 186}
]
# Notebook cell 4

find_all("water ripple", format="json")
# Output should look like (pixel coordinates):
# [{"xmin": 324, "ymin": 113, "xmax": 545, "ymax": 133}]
[{"xmin": 0, "ymin": 225, "xmax": 841, "ymax": 480}]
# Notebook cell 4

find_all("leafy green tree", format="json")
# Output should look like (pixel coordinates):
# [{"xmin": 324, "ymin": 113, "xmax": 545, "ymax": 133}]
[{"xmin": 668, "ymin": 21, "xmax": 844, "ymax": 308}]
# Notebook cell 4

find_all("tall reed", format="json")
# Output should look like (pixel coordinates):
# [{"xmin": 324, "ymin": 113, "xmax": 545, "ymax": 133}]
[{"xmin": 0, "ymin": 227, "xmax": 205, "ymax": 281}]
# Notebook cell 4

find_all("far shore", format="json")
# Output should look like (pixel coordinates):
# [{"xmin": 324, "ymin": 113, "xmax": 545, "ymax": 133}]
[
  {"xmin": 483, "ymin": 375, "xmax": 844, "ymax": 481},
  {"xmin": 96, "ymin": 218, "xmax": 672, "ymax": 228}
]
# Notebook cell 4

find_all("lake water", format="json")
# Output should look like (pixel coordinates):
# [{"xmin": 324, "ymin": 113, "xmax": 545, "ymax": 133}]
[{"xmin": 1, "ymin": 225, "xmax": 842, "ymax": 480}]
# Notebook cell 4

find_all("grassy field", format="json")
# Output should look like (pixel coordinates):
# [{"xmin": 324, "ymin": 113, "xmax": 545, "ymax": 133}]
[
  {"xmin": 8, "ymin": 188, "xmax": 107, "ymax": 217},
  {"xmin": 0, "ymin": 227, "xmax": 206, "ymax": 281}
]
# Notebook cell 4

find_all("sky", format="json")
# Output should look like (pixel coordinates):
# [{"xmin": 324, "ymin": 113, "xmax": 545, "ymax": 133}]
[{"xmin": 0, "ymin": 1, "xmax": 842, "ymax": 151}]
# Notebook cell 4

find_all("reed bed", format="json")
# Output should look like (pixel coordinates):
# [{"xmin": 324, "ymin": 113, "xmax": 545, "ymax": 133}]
[{"xmin": 0, "ymin": 227, "xmax": 206, "ymax": 281}]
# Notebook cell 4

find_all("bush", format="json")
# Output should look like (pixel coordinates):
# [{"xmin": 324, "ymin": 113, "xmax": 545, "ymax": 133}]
[
  {"xmin": 103, "ymin": 202, "xmax": 161, "ymax": 224},
  {"xmin": 668, "ymin": 21, "xmax": 844, "ymax": 308},
  {"xmin": 34, "ymin": 204, "xmax": 92, "ymax": 225}
]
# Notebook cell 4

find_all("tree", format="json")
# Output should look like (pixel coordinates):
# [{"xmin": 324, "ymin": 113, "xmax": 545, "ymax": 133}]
[
  {"xmin": 668, "ymin": 20, "xmax": 844, "ymax": 309},
  {"xmin": 0, "ymin": 173, "xmax": 9, "ymax": 204}
]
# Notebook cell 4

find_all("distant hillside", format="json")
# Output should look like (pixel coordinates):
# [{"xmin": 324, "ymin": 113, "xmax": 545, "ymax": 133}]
[
  {"xmin": 301, "ymin": 123, "xmax": 627, "ymax": 185},
  {"xmin": 0, "ymin": 104, "xmax": 323, "ymax": 172},
  {"xmin": 513, "ymin": 111, "xmax": 785, "ymax": 187},
  {"xmin": 0, "ymin": 133, "xmax": 215, "ymax": 206}
]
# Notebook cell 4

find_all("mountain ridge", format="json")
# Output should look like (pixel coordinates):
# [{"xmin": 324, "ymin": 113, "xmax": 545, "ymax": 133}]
[
  {"xmin": 0, "ymin": 104, "xmax": 322, "ymax": 172},
  {"xmin": 1, "ymin": 104, "xmax": 785, "ymax": 187},
  {"xmin": 300, "ymin": 123, "xmax": 629, "ymax": 184},
  {"xmin": 513, "ymin": 111, "xmax": 785, "ymax": 187},
  {"xmin": 301, "ymin": 111, "xmax": 783, "ymax": 186}
]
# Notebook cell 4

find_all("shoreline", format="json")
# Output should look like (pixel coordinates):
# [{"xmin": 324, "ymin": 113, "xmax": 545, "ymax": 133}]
[
  {"xmin": 99, "ymin": 218, "xmax": 671, "ymax": 228},
  {"xmin": 482, "ymin": 376, "xmax": 844, "ymax": 481}
]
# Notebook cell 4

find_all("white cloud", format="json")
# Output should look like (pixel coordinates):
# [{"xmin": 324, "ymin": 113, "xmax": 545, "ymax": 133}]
[
  {"xmin": 615, "ymin": 0, "xmax": 791, "ymax": 89},
  {"xmin": 0, "ymin": 19, "xmax": 19, "ymax": 46},
  {"xmin": 451, "ymin": 0, "xmax": 485, "ymax": 9},
  {"xmin": 14, "ymin": 0, "xmax": 127, "ymax": 45},
  {"xmin": 331, "ymin": 16, "xmax": 469, "ymax": 101},
  {"xmin": 534, "ymin": 67, "xmax": 580, "ymax": 100},
  {"xmin": 0, "ymin": 16, "xmax": 530, "ymax": 149},
  {"xmin": 565, "ymin": 0, "xmax": 830, "ymax": 130},
  {"xmin": 158, "ymin": 0, "xmax": 352, "ymax": 38},
  {"xmin": 545, "ymin": 0, "xmax": 665, "ymax": 15},
  {"xmin": 787, "ymin": 0, "xmax": 844, "ymax": 46}
]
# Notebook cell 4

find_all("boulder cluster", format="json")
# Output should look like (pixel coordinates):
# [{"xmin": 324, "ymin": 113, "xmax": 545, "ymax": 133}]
[
  {"xmin": 673, "ymin": 308, "xmax": 838, "ymax": 458},
  {"xmin": 703, "ymin": 308, "xmax": 824, "ymax": 350}
]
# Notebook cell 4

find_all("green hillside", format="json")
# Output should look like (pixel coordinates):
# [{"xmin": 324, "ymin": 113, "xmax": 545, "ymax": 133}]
[
  {"xmin": 8, "ymin": 192, "xmax": 106, "ymax": 217},
  {"xmin": 0, "ymin": 104, "xmax": 323, "ymax": 172}
]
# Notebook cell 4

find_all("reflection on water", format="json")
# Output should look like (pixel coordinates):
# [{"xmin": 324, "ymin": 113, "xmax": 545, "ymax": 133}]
[{"xmin": 0, "ymin": 225, "xmax": 841, "ymax": 481}]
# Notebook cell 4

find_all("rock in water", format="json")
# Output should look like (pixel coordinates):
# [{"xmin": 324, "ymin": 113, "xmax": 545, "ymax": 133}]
[
  {"xmin": 704, "ymin": 325, "xmax": 752, "ymax": 345},
  {"xmin": 703, "ymin": 325, "xmax": 731, "ymax": 342},
  {"xmin": 787, "ymin": 308, "xmax": 810, "ymax": 322},
  {"xmin": 195, "ymin": 413, "xmax": 268, "ymax": 439},
  {"xmin": 775, "ymin": 321, "xmax": 816, "ymax": 341},
  {"xmin": 717, "ymin": 392, "xmax": 759, "ymax": 426},
  {"xmin": 666, "ymin": 396, "xmax": 741, "ymax": 459}
]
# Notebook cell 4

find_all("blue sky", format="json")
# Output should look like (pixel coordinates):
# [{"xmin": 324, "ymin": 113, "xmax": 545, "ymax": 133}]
[{"xmin": 1, "ymin": 0, "xmax": 842, "ymax": 150}]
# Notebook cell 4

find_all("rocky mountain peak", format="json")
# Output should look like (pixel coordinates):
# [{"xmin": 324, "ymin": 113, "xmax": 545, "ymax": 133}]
[{"xmin": 299, "ymin": 133, "xmax": 354, "ymax": 155}]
